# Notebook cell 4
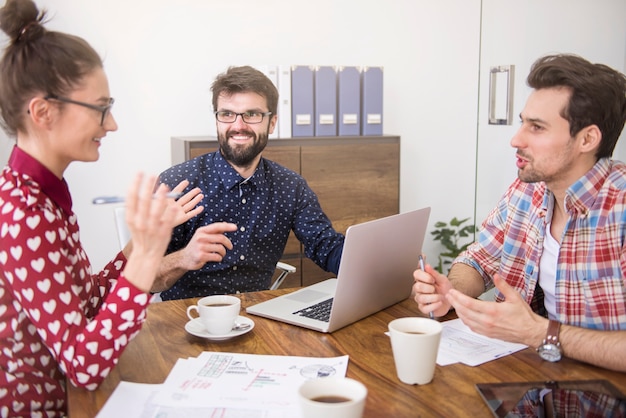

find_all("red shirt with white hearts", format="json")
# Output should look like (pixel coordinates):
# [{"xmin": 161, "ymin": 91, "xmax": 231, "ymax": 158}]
[{"xmin": 0, "ymin": 147, "xmax": 151, "ymax": 417}]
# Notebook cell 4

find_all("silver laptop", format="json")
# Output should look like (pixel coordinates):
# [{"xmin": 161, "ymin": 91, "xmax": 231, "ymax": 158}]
[{"xmin": 246, "ymin": 207, "xmax": 431, "ymax": 333}]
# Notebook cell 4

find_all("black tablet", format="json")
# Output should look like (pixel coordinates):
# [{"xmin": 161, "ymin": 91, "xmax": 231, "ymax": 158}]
[{"xmin": 476, "ymin": 379, "xmax": 626, "ymax": 418}]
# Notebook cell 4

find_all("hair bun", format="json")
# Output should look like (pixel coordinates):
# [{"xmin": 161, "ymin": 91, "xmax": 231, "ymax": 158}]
[
  {"xmin": 0, "ymin": 0, "xmax": 46, "ymax": 44},
  {"xmin": 16, "ymin": 20, "xmax": 42, "ymax": 42}
]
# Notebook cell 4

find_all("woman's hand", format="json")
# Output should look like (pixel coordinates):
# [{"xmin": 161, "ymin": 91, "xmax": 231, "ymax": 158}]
[{"xmin": 122, "ymin": 173, "xmax": 178, "ymax": 292}]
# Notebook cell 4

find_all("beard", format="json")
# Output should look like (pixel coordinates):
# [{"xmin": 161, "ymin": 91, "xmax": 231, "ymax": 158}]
[
  {"xmin": 516, "ymin": 138, "xmax": 576, "ymax": 184},
  {"xmin": 218, "ymin": 129, "xmax": 268, "ymax": 168},
  {"xmin": 518, "ymin": 166, "xmax": 541, "ymax": 183}
]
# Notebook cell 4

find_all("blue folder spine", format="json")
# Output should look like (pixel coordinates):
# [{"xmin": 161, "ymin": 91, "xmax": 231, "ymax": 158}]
[
  {"xmin": 361, "ymin": 66, "xmax": 384, "ymax": 136},
  {"xmin": 337, "ymin": 66, "xmax": 361, "ymax": 136},
  {"xmin": 291, "ymin": 65, "xmax": 315, "ymax": 137},
  {"xmin": 314, "ymin": 66, "xmax": 338, "ymax": 136}
]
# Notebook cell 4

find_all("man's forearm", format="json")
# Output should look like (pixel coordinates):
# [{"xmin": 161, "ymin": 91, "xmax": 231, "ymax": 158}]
[
  {"xmin": 448, "ymin": 262, "xmax": 487, "ymax": 298},
  {"xmin": 151, "ymin": 251, "xmax": 188, "ymax": 293},
  {"xmin": 560, "ymin": 325, "xmax": 626, "ymax": 372}
]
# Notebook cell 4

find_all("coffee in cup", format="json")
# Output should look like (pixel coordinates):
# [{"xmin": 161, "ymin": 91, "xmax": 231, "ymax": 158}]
[
  {"xmin": 186, "ymin": 295, "xmax": 240, "ymax": 335},
  {"xmin": 388, "ymin": 317, "xmax": 442, "ymax": 385},
  {"xmin": 298, "ymin": 377, "xmax": 367, "ymax": 418}
]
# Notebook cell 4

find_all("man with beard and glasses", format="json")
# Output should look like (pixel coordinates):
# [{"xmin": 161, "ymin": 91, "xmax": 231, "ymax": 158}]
[
  {"xmin": 155, "ymin": 66, "xmax": 345, "ymax": 301},
  {"xmin": 413, "ymin": 54, "xmax": 626, "ymax": 373}
]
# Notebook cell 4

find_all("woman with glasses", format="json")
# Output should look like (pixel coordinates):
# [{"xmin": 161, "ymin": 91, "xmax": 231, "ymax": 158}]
[{"xmin": 0, "ymin": 1, "xmax": 194, "ymax": 415}]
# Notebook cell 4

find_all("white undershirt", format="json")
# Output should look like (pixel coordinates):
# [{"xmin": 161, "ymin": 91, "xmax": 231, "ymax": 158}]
[{"xmin": 539, "ymin": 222, "xmax": 559, "ymax": 319}]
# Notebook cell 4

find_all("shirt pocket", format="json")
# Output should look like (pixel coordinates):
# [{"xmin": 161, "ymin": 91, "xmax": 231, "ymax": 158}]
[{"xmin": 579, "ymin": 275, "xmax": 626, "ymax": 330}]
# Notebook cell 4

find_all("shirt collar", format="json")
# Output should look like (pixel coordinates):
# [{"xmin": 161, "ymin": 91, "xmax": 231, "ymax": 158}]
[
  {"xmin": 538, "ymin": 158, "xmax": 612, "ymax": 219},
  {"xmin": 215, "ymin": 150, "xmax": 267, "ymax": 191},
  {"xmin": 564, "ymin": 158, "xmax": 612, "ymax": 215},
  {"xmin": 8, "ymin": 146, "xmax": 73, "ymax": 215}
]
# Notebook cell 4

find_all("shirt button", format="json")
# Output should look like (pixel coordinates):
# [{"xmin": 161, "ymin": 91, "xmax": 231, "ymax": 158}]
[
  {"xmin": 242, "ymin": 198, "xmax": 247, "ymax": 204},
  {"xmin": 233, "ymin": 266, "xmax": 238, "ymax": 271},
  {"xmin": 240, "ymin": 226, "xmax": 245, "ymax": 232},
  {"xmin": 240, "ymin": 255, "xmax": 245, "ymax": 260}
]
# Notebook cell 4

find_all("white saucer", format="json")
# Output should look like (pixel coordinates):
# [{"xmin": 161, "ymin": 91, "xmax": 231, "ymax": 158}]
[{"xmin": 185, "ymin": 315, "xmax": 254, "ymax": 341}]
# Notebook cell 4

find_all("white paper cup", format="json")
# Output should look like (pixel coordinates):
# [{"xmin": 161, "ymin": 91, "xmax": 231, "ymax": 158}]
[
  {"xmin": 298, "ymin": 377, "xmax": 367, "ymax": 418},
  {"xmin": 186, "ymin": 295, "xmax": 240, "ymax": 335},
  {"xmin": 388, "ymin": 317, "xmax": 442, "ymax": 385}
]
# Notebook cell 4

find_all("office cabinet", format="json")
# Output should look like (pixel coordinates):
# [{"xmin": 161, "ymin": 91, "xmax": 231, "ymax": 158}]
[{"xmin": 171, "ymin": 135, "xmax": 400, "ymax": 287}]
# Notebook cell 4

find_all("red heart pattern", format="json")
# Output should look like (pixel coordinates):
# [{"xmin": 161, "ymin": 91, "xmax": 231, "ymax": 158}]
[{"xmin": 1, "ymin": 167, "xmax": 151, "ymax": 416}]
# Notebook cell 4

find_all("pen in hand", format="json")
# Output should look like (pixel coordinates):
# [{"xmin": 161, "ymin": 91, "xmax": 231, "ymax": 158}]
[
  {"xmin": 92, "ymin": 192, "xmax": 183, "ymax": 205},
  {"xmin": 419, "ymin": 255, "xmax": 435, "ymax": 320}
]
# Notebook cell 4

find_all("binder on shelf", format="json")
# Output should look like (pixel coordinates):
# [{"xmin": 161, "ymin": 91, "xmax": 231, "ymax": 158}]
[
  {"xmin": 291, "ymin": 65, "xmax": 315, "ymax": 137},
  {"xmin": 361, "ymin": 66, "xmax": 384, "ymax": 136},
  {"xmin": 257, "ymin": 65, "xmax": 279, "ymax": 139},
  {"xmin": 314, "ymin": 66, "xmax": 338, "ymax": 136},
  {"xmin": 337, "ymin": 66, "xmax": 361, "ymax": 136},
  {"xmin": 277, "ymin": 65, "xmax": 292, "ymax": 138}
]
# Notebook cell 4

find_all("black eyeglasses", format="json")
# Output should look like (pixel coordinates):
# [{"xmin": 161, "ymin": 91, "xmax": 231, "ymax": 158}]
[
  {"xmin": 214, "ymin": 110, "xmax": 272, "ymax": 124},
  {"xmin": 45, "ymin": 94, "xmax": 115, "ymax": 126}
]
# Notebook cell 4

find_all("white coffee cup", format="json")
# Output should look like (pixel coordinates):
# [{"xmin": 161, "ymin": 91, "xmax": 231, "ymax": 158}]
[
  {"xmin": 388, "ymin": 317, "xmax": 442, "ymax": 385},
  {"xmin": 186, "ymin": 295, "xmax": 240, "ymax": 335},
  {"xmin": 298, "ymin": 377, "xmax": 367, "ymax": 418}
]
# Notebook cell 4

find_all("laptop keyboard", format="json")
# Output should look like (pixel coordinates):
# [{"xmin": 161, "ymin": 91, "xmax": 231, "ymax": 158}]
[{"xmin": 293, "ymin": 298, "xmax": 334, "ymax": 322}]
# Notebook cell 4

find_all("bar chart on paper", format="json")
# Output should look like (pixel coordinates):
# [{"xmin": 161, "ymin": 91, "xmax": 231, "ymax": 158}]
[{"xmin": 97, "ymin": 352, "xmax": 349, "ymax": 417}]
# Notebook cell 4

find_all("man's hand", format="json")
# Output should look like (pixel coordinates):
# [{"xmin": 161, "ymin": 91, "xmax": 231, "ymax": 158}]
[
  {"xmin": 446, "ymin": 274, "xmax": 546, "ymax": 346},
  {"xmin": 170, "ymin": 179, "xmax": 204, "ymax": 226},
  {"xmin": 178, "ymin": 222, "xmax": 238, "ymax": 271},
  {"xmin": 412, "ymin": 260, "xmax": 454, "ymax": 317}
]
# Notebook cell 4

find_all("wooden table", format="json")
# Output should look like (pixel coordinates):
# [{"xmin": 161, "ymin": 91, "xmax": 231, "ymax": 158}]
[{"xmin": 67, "ymin": 289, "xmax": 626, "ymax": 417}]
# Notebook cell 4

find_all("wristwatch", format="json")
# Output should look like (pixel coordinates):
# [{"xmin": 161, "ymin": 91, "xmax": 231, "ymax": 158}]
[{"xmin": 537, "ymin": 320, "xmax": 562, "ymax": 362}]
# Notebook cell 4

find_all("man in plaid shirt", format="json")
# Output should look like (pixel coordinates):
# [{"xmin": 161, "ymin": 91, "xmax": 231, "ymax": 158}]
[{"xmin": 413, "ymin": 54, "xmax": 626, "ymax": 372}]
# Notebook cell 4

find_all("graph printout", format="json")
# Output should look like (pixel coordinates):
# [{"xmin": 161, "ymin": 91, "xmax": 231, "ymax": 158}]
[{"xmin": 154, "ymin": 352, "xmax": 349, "ymax": 415}]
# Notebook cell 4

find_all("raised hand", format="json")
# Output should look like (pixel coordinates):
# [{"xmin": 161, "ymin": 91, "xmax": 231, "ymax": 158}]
[
  {"xmin": 170, "ymin": 179, "xmax": 204, "ymax": 226},
  {"xmin": 122, "ymin": 173, "xmax": 178, "ymax": 292}
]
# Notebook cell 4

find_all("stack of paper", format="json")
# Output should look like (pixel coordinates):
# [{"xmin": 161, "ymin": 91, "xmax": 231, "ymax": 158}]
[
  {"xmin": 437, "ymin": 318, "xmax": 527, "ymax": 366},
  {"xmin": 97, "ymin": 352, "xmax": 349, "ymax": 418}
]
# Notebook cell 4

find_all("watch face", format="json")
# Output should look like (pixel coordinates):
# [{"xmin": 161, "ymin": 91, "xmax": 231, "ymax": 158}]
[{"xmin": 538, "ymin": 344, "xmax": 562, "ymax": 362}]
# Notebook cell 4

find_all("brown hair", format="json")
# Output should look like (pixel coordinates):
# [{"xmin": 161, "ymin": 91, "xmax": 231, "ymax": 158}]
[
  {"xmin": 527, "ymin": 54, "xmax": 626, "ymax": 159},
  {"xmin": 0, "ymin": 0, "xmax": 103, "ymax": 137},
  {"xmin": 211, "ymin": 66, "xmax": 279, "ymax": 116}
]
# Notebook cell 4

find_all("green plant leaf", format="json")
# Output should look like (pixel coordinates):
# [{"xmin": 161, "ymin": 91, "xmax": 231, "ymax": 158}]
[{"xmin": 430, "ymin": 216, "xmax": 477, "ymax": 275}]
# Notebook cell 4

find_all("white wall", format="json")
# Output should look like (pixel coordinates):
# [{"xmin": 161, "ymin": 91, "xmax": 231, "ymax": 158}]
[
  {"xmin": 3, "ymin": 1, "xmax": 624, "ymax": 274},
  {"xmin": 1, "ymin": 0, "xmax": 482, "ymax": 270}
]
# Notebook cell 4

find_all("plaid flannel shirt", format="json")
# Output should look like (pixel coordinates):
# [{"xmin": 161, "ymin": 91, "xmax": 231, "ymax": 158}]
[{"xmin": 456, "ymin": 158, "xmax": 626, "ymax": 330}]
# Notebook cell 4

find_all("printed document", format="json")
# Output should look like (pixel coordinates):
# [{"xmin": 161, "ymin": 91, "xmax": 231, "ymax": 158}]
[
  {"xmin": 437, "ymin": 318, "xmax": 527, "ymax": 366},
  {"xmin": 97, "ymin": 352, "xmax": 349, "ymax": 418}
]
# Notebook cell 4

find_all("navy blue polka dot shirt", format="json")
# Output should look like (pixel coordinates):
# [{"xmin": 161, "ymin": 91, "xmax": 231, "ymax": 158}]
[{"xmin": 158, "ymin": 151, "xmax": 344, "ymax": 300}]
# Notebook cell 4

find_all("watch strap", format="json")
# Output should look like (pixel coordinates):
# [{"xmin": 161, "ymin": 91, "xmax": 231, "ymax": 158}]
[{"xmin": 545, "ymin": 320, "xmax": 561, "ymax": 345}]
